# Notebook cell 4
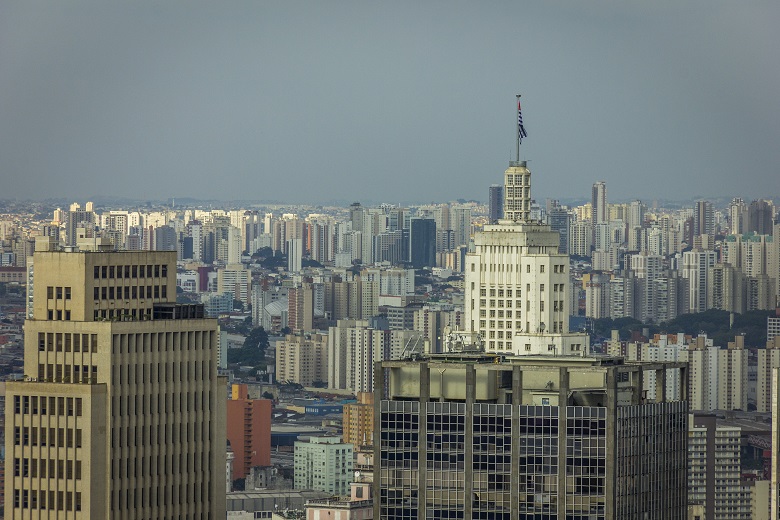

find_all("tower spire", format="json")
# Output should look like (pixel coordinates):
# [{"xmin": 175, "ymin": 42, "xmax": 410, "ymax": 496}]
[{"xmin": 504, "ymin": 95, "xmax": 531, "ymax": 222}]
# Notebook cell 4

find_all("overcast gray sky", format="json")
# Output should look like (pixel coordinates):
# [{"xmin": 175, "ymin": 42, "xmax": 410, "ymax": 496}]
[{"xmin": 1, "ymin": 1, "xmax": 778, "ymax": 204}]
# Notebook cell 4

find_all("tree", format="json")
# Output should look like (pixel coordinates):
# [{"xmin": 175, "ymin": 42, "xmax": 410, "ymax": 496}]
[
  {"xmin": 243, "ymin": 327, "xmax": 269, "ymax": 350},
  {"xmin": 228, "ymin": 327, "xmax": 269, "ymax": 366}
]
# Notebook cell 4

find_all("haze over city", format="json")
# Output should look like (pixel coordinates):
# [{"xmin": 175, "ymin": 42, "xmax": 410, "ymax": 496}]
[{"xmin": 1, "ymin": 2, "xmax": 778, "ymax": 203}]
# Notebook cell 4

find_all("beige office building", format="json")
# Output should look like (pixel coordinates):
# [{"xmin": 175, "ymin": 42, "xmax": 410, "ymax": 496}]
[{"xmin": 5, "ymin": 244, "xmax": 226, "ymax": 519}]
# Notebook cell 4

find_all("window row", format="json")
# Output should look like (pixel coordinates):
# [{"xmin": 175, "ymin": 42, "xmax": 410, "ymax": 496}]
[
  {"xmin": 93, "ymin": 263, "xmax": 167, "ymax": 279},
  {"xmin": 13, "ymin": 426, "xmax": 83, "ymax": 448},
  {"xmin": 112, "ymin": 360, "xmax": 212, "ymax": 386},
  {"xmin": 46, "ymin": 309, "xmax": 71, "ymax": 321},
  {"xmin": 13, "ymin": 489, "xmax": 82, "ymax": 512},
  {"xmin": 46, "ymin": 286, "xmax": 72, "ymax": 300},
  {"xmin": 93, "ymin": 284, "xmax": 167, "ymax": 300},
  {"xmin": 13, "ymin": 395, "xmax": 83, "ymax": 416},
  {"xmin": 38, "ymin": 332, "xmax": 98, "ymax": 353},
  {"xmin": 110, "ymin": 389, "xmax": 212, "ymax": 420},
  {"xmin": 37, "ymin": 363, "xmax": 97, "ymax": 384},
  {"xmin": 13, "ymin": 457, "xmax": 82, "ymax": 480},
  {"xmin": 110, "ymin": 466, "xmax": 215, "ymax": 508}
]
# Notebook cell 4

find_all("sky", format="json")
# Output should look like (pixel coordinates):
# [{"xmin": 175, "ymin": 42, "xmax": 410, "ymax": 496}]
[{"xmin": 1, "ymin": 1, "xmax": 778, "ymax": 205}]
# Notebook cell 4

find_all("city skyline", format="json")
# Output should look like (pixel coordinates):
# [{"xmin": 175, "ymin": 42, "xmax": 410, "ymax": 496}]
[{"xmin": 1, "ymin": 2, "xmax": 778, "ymax": 204}]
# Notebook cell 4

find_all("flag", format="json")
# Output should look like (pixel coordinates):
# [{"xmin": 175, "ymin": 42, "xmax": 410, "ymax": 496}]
[{"xmin": 518, "ymin": 101, "xmax": 528, "ymax": 142}]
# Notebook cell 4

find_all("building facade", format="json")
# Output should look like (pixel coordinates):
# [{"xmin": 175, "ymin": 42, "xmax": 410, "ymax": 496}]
[
  {"xmin": 295, "ymin": 436, "xmax": 354, "ymax": 496},
  {"xmin": 4, "ymin": 245, "xmax": 226, "ymax": 518},
  {"xmin": 374, "ymin": 353, "xmax": 688, "ymax": 520},
  {"xmin": 226, "ymin": 384, "xmax": 272, "ymax": 482}
]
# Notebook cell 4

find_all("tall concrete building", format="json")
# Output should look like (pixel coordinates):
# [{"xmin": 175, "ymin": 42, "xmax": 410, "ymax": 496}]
[
  {"xmin": 294, "ymin": 436, "xmax": 354, "ymax": 496},
  {"xmin": 693, "ymin": 200, "xmax": 714, "ymax": 239},
  {"xmin": 276, "ymin": 332, "xmax": 328, "ymax": 386},
  {"xmin": 591, "ymin": 181, "xmax": 607, "ymax": 251},
  {"xmin": 374, "ymin": 353, "xmax": 688, "ymax": 519},
  {"xmin": 465, "ymin": 219, "xmax": 587, "ymax": 355},
  {"xmin": 756, "ymin": 336, "xmax": 780, "ymax": 412},
  {"xmin": 682, "ymin": 249, "xmax": 717, "ymax": 314},
  {"xmin": 465, "ymin": 155, "xmax": 588, "ymax": 356},
  {"xmin": 409, "ymin": 218, "xmax": 436, "ymax": 269},
  {"xmin": 342, "ymin": 391, "xmax": 374, "ymax": 448},
  {"xmin": 749, "ymin": 199, "xmax": 775, "ymax": 235},
  {"xmin": 226, "ymin": 384, "xmax": 272, "ymax": 482},
  {"xmin": 688, "ymin": 414, "xmax": 752, "ymax": 520},
  {"xmin": 488, "ymin": 185, "xmax": 504, "ymax": 224},
  {"xmin": 547, "ymin": 205, "xmax": 572, "ymax": 254},
  {"xmin": 4, "ymin": 243, "xmax": 226, "ymax": 518}
]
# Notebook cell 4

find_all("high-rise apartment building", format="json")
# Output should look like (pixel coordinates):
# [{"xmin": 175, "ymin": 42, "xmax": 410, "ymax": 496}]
[
  {"xmin": 276, "ymin": 332, "xmax": 328, "ymax": 386},
  {"xmin": 749, "ymin": 199, "xmax": 775, "ymax": 235},
  {"xmin": 693, "ymin": 200, "xmax": 714, "ymax": 239},
  {"xmin": 756, "ymin": 336, "xmax": 780, "ymax": 413},
  {"xmin": 226, "ymin": 384, "xmax": 272, "ymax": 482},
  {"xmin": 374, "ymin": 353, "xmax": 688, "ymax": 519},
  {"xmin": 4, "ymin": 243, "xmax": 226, "ymax": 518},
  {"xmin": 591, "ymin": 181, "xmax": 607, "ymax": 250},
  {"xmin": 342, "ymin": 391, "xmax": 374, "ymax": 448},
  {"xmin": 547, "ymin": 205, "xmax": 572, "ymax": 254},
  {"xmin": 682, "ymin": 249, "xmax": 717, "ymax": 314},
  {"xmin": 688, "ymin": 414, "xmax": 752, "ymax": 520}
]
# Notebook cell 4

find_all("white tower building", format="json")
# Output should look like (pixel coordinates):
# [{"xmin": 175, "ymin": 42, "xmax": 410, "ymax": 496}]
[{"xmin": 464, "ymin": 97, "xmax": 589, "ymax": 356}]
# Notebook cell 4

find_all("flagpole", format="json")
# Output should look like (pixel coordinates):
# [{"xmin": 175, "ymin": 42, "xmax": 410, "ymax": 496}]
[{"xmin": 516, "ymin": 94, "xmax": 521, "ymax": 163}]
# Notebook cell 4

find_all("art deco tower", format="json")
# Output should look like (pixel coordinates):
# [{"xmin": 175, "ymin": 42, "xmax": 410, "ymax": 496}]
[{"xmin": 464, "ymin": 97, "xmax": 589, "ymax": 355}]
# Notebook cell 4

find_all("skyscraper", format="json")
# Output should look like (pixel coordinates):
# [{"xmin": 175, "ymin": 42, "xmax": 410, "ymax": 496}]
[
  {"xmin": 409, "ymin": 218, "xmax": 436, "ymax": 269},
  {"xmin": 693, "ymin": 200, "xmax": 714, "ymax": 239},
  {"xmin": 748, "ymin": 199, "xmax": 775, "ymax": 235},
  {"xmin": 4, "ymin": 241, "xmax": 226, "ymax": 518},
  {"xmin": 488, "ymin": 184, "xmax": 504, "ymax": 224},
  {"xmin": 591, "ymin": 181, "xmax": 607, "ymax": 251},
  {"xmin": 374, "ymin": 353, "xmax": 688, "ymax": 519}
]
